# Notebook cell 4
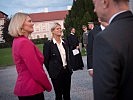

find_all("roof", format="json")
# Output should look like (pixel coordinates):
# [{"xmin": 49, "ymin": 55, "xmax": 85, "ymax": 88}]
[{"xmin": 29, "ymin": 10, "xmax": 68, "ymax": 22}]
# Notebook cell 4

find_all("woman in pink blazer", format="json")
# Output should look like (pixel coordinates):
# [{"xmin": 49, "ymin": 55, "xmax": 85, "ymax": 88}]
[{"xmin": 8, "ymin": 12, "xmax": 52, "ymax": 100}]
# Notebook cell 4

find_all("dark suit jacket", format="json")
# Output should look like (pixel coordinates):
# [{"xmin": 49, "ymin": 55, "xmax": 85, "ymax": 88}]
[
  {"xmin": 93, "ymin": 11, "xmax": 133, "ymax": 100},
  {"xmin": 67, "ymin": 34, "xmax": 79, "ymax": 50},
  {"xmin": 43, "ymin": 40, "xmax": 72, "ymax": 79},
  {"xmin": 87, "ymin": 25, "xmax": 102, "ymax": 69},
  {"xmin": 67, "ymin": 34, "xmax": 84, "ymax": 71}
]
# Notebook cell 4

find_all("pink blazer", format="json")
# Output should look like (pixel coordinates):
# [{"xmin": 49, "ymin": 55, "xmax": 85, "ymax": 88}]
[{"xmin": 12, "ymin": 36, "xmax": 52, "ymax": 96}]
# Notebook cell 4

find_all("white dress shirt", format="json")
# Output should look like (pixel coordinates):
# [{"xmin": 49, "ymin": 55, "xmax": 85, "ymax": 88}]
[{"xmin": 53, "ymin": 38, "xmax": 67, "ymax": 67}]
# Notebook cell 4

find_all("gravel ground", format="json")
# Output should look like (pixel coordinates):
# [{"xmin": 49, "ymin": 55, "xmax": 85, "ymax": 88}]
[{"xmin": 0, "ymin": 56, "xmax": 93, "ymax": 100}]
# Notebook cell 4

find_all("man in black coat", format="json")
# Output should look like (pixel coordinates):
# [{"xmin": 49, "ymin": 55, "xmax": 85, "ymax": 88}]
[
  {"xmin": 92, "ymin": 0, "xmax": 133, "ymax": 100},
  {"xmin": 87, "ymin": 25, "xmax": 102, "ymax": 76},
  {"xmin": 67, "ymin": 27, "xmax": 84, "ymax": 71},
  {"xmin": 87, "ymin": 20, "xmax": 108, "ymax": 76}
]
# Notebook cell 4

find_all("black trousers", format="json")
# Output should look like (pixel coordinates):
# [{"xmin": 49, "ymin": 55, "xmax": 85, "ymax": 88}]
[
  {"xmin": 18, "ymin": 92, "xmax": 44, "ymax": 100},
  {"xmin": 51, "ymin": 67, "xmax": 71, "ymax": 100}
]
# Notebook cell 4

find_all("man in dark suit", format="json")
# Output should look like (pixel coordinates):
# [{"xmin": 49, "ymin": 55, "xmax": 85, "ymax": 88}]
[
  {"xmin": 67, "ymin": 27, "xmax": 84, "ymax": 71},
  {"xmin": 87, "ymin": 20, "xmax": 108, "ymax": 76},
  {"xmin": 92, "ymin": 0, "xmax": 133, "ymax": 100},
  {"xmin": 87, "ymin": 25, "xmax": 102, "ymax": 76}
]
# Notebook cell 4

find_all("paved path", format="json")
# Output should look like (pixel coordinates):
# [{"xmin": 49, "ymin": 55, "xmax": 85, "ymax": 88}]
[{"xmin": 0, "ymin": 56, "xmax": 93, "ymax": 100}]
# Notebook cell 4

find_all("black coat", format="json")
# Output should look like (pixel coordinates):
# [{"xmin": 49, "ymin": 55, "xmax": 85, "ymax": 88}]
[
  {"xmin": 43, "ymin": 40, "xmax": 72, "ymax": 79},
  {"xmin": 87, "ymin": 25, "xmax": 102, "ymax": 69},
  {"xmin": 93, "ymin": 11, "xmax": 133, "ymax": 100},
  {"xmin": 67, "ymin": 34, "xmax": 84, "ymax": 71}
]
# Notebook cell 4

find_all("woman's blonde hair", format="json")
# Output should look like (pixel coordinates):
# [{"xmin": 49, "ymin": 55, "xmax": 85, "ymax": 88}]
[
  {"xmin": 51, "ymin": 22, "xmax": 61, "ymax": 32},
  {"xmin": 8, "ymin": 12, "xmax": 29, "ymax": 37}
]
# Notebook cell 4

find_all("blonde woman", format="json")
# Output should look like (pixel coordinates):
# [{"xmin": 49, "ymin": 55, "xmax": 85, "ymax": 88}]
[
  {"xmin": 8, "ymin": 12, "xmax": 52, "ymax": 100},
  {"xmin": 43, "ymin": 23, "xmax": 72, "ymax": 100}
]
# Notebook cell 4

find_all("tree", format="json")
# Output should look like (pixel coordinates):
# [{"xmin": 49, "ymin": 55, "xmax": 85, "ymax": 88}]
[
  {"xmin": 1, "ymin": 18, "xmax": 13, "ymax": 45},
  {"xmin": 64, "ymin": 0, "xmax": 97, "ymax": 41}
]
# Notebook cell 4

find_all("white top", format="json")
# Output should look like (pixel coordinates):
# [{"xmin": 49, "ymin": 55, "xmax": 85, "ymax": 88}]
[
  {"xmin": 100, "ymin": 25, "xmax": 105, "ymax": 31},
  {"xmin": 70, "ymin": 33, "xmax": 74, "ymax": 35},
  {"xmin": 53, "ymin": 38, "xmax": 67, "ymax": 66}
]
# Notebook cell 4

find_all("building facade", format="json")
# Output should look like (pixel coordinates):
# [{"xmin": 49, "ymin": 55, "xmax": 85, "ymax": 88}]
[
  {"xmin": 0, "ymin": 10, "xmax": 68, "ymax": 43},
  {"xmin": 29, "ymin": 10, "xmax": 68, "ymax": 40}
]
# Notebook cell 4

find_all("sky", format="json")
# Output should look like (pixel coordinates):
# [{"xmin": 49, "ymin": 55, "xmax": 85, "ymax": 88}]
[{"xmin": 0, "ymin": 0, "xmax": 73, "ymax": 17}]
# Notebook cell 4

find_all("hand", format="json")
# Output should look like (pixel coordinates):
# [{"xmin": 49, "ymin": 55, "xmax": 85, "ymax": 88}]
[
  {"xmin": 76, "ymin": 46, "xmax": 79, "ymax": 49},
  {"xmin": 88, "ymin": 69, "xmax": 93, "ymax": 77}
]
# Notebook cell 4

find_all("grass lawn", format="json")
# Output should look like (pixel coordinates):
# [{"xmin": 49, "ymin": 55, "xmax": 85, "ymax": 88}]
[
  {"xmin": 0, "ymin": 44, "xmax": 86, "ymax": 67},
  {"xmin": 0, "ymin": 44, "xmax": 43, "ymax": 67},
  {"xmin": 0, "ymin": 47, "xmax": 13, "ymax": 67},
  {"xmin": 36, "ymin": 44, "xmax": 43, "ymax": 52},
  {"xmin": 81, "ymin": 47, "xmax": 87, "ymax": 56}
]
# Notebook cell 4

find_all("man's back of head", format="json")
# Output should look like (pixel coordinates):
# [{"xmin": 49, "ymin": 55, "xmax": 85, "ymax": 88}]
[{"xmin": 92, "ymin": 0, "xmax": 130, "ymax": 23}]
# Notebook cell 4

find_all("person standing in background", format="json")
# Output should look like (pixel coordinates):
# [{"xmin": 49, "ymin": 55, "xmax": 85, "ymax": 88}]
[
  {"xmin": 8, "ymin": 12, "xmax": 52, "ymax": 100},
  {"xmin": 82, "ymin": 25, "xmax": 89, "ymax": 54},
  {"xmin": 92, "ymin": 0, "xmax": 133, "ymax": 100},
  {"xmin": 87, "ymin": 19, "xmax": 108, "ymax": 77},
  {"xmin": 43, "ymin": 23, "xmax": 72, "ymax": 100},
  {"xmin": 88, "ymin": 22, "xmax": 94, "ymax": 30},
  {"xmin": 67, "ymin": 27, "xmax": 84, "ymax": 71}
]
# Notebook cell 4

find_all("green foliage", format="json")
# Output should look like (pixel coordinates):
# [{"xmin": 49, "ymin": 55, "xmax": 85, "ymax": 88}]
[
  {"xmin": 0, "ymin": 42, "xmax": 12, "ymax": 48},
  {"xmin": 1, "ymin": 18, "xmax": 13, "ymax": 45},
  {"xmin": 81, "ymin": 47, "xmax": 87, "ymax": 56},
  {"xmin": 64, "ymin": 0, "xmax": 98, "ymax": 41}
]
